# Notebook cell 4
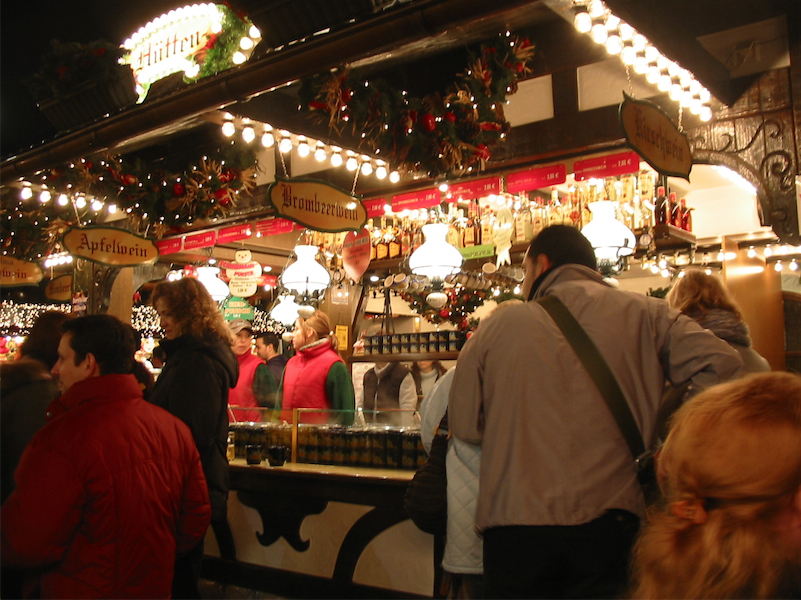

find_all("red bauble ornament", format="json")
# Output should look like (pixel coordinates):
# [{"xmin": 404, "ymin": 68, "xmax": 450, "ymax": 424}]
[
  {"xmin": 439, "ymin": 309, "xmax": 450, "ymax": 318},
  {"xmin": 445, "ymin": 112, "xmax": 456, "ymax": 123},
  {"xmin": 173, "ymin": 183, "xmax": 185, "ymax": 197},
  {"xmin": 475, "ymin": 144, "xmax": 490, "ymax": 160},
  {"xmin": 419, "ymin": 113, "xmax": 436, "ymax": 133}
]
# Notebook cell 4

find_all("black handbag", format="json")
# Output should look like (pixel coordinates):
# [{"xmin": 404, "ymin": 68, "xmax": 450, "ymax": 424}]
[
  {"xmin": 537, "ymin": 295, "xmax": 660, "ymax": 504},
  {"xmin": 404, "ymin": 411, "xmax": 449, "ymax": 535}
]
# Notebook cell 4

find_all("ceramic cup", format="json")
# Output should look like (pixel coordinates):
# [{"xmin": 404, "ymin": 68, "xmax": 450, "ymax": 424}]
[{"xmin": 245, "ymin": 444, "xmax": 262, "ymax": 465}]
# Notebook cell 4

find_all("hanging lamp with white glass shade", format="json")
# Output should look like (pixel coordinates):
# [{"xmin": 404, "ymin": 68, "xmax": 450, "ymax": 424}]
[
  {"xmin": 408, "ymin": 223, "xmax": 463, "ymax": 281},
  {"xmin": 280, "ymin": 245, "xmax": 331, "ymax": 300},
  {"xmin": 269, "ymin": 294, "xmax": 301, "ymax": 326},
  {"xmin": 195, "ymin": 266, "xmax": 230, "ymax": 302},
  {"xmin": 580, "ymin": 201, "xmax": 636, "ymax": 265}
]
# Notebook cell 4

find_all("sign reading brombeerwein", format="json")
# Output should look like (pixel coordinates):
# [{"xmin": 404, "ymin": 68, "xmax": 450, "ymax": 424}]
[
  {"xmin": 62, "ymin": 226, "xmax": 159, "ymax": 267},
  {"xmin": 619, "ymin": 92, "xmax": 692, "ymax": 181},
  {"xmin": 267, "ymin": 176, "xmax": 368, "ymax": 233}
]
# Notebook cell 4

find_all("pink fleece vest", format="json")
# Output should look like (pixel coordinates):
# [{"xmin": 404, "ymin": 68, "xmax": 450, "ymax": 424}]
[{"xmin": 280, "ymin": 341, "xmax": 342, "ymax": 423}]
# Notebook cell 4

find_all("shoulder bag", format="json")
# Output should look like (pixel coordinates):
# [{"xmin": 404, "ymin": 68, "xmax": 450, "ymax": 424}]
[
  {"xmin": 536, "ymin": 295, "xmax": 660, "ymax": 504},
  {"xmin": 404, "ymin": 411, "xmax": 449, "ymax": 535}
]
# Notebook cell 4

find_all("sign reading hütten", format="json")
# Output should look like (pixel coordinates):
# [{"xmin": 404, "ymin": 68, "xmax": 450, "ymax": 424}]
[
  {"xmin": 267, "ymin": 176, "xmax": 367, "ymax": 233},
  {"xmin": 619, "ymin": 92, "xmax": 692, "ymax": 181},
  {"xmin": 62, "ymin": 226, "xmax": 159, "ymax": 267}
]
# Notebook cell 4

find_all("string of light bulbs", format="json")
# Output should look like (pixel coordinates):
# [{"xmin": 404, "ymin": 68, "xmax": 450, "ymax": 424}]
[
  {"xmin": 571, "ymin": 0, "xmax": 714, "ymax": 121},
  {"xmin": 219, "ymin": 113, "xmax": 402, "ymax": 183}
]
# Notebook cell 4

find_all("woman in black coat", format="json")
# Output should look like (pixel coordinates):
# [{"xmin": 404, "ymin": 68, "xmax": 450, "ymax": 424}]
[{"xmin": 150, "ymin": 277, "xmax": 238, "ymax": 598}]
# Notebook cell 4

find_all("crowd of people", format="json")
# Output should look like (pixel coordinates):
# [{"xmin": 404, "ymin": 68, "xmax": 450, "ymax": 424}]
[{"xmin": 0, "ymin": 224, "xmax": 798, "ymax": 599}]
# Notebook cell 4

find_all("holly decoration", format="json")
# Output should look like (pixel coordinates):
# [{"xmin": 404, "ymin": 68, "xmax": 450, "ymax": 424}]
[
  {"xmin": 1, "ymin": 142, "xmax": 258, "ymax": 260},
  {"xmin": 299, "ymin": 33, "xmax": 534, "ymax": 178},
  {"xmin": 401, "ymin": 288, "xmax": 488, "ymax": 329}
]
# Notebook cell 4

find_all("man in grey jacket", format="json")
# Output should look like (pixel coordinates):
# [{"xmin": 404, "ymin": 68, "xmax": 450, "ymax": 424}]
[{"xmin": 449, "ymin": 225, "xmax": 743, "ymax": 599}]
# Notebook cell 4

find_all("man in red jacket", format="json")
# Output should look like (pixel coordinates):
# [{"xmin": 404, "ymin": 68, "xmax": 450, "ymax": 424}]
[{"xmin": 0, "ymin": 314, "xmax": 210, "ymax": 599}]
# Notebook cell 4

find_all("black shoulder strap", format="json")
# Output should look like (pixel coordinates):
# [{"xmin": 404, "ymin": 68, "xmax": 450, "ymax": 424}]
[{"xmin": 535, "ymin": 295, "xmax": 646, "ymax": 461}]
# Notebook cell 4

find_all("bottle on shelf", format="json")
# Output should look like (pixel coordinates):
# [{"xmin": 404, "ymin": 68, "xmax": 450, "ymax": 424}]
[
  {"xmin": 367, "ymin": 218, "xmax": 377, "ymax": 261},
  {"xmin": 654, "ymin": 185, "xmax": 668, "ymax": 225},
  {"xmin": 481, "ymin": 205, "xmax": 494, "ymax": 247},
  {"xmin": 375, "ymin": 216, "xmax": 389, "ymax": 260},
  {"xmin": 463, "ymin": 202, "xmax": 478, "ymax": 247},
  {"xmin": 639, "ymin": 171, "xmax": 655, "ymax": 227},
  {"xmin": 680, "ymin": 198, "xmax": 693, "ymax": 232},
  {"xmin": 669, "ymin": 192, "xmax": 681, "ymax": 227},
  {"xmin": 400, "ymin": 217, "xmax": 412, "ymax": 256},
  {"xmin": 388, "ymin": 217, "xmax": 401, "ymax": 259},
  {"xmin": 447, "ymin": 210, "xmax": 462, "ymax": 249}
]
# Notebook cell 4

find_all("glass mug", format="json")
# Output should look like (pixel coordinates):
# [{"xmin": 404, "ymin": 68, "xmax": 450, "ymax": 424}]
[
  {"xmin": 267, "ymin": 444, "xmax": 290, "ymax": 466},
  {"xmin": 245, "ymin": 444, "xmax": 262, "ymax": 465}
]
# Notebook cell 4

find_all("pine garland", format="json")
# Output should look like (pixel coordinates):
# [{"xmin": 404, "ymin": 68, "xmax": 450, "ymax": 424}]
[
  {"xmin": 298, "ymin": 33, "xmax": 534, "ymax": 178},
  {"xmin": 187, "ymin": 3, "xmax": 253, "ymax": 82},
  {"xmin": 401, "ymin": 288, "xmax": 488, "ymax": 330},
  {"xmin": 1, "ymin": 142, "xmax": 259, "ymax": 260}
]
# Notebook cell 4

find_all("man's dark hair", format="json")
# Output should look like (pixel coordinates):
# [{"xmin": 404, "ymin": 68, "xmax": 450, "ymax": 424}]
[
  {"xmin": 62, "ymin": 314, "xmax": 137, "ymax": 375},
  {"xmin": 257, "ymin": 332, "xmax": 280, "ymax": 352},
  {"xmin": 526, "ymin": 225, "xmax": 597, "ymax": 271}
]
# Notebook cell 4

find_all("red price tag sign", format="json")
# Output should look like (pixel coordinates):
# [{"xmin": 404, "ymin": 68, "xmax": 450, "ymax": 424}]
[
  {"xmin": 573, "ymin": 151, "xmax": 640, "ymax": 181},
  {"xmin": 448, "ymin": 176, "xmax": 501, "ymax": 200},
  {"xmin": 255, "ymin": 218, "xmax": 295, "ymax": 237},
  {"xmin": 217, "ymin": 223, "xmax": 252, "ymax": 244},
  {"xmin": 391, "ymin": 188, "xmax": 440, "ymax": 211},
  {"xmin": 184, "ymin": 231, "xmax": 217, "ymax": 250},
  {"xmin": 506, "ymin": 164, "xmax": 566, "ymax": 193},
  {"xmin": 155, "ymin": 237, "xmax": 183, "ymax": 255},
  {"xmin": 363, "ymin": 198, "xmax": 389, "ymax": 217}
]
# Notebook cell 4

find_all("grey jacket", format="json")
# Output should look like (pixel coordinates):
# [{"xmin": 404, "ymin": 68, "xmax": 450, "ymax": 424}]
[{"xmin": 449, "ymin": 264, "xmax": 743, "ymax": 530}]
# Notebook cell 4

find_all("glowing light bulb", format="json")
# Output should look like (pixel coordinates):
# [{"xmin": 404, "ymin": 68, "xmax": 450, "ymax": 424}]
[
  {"xmin": 232, "ymin": 51, "xmax": 246, "ymax": 65},
  {"xmin": 239, "ymin": 37, "xmax": 254, "ymax": 50},
  {"xmin": 331, "ymin": 152, "xmax": 343, "ymax": 167},
  {"xmin": 222, "ymin": 120, "xmax": 235, "ymax": 137},
  {"xmin": 605, "ymin": 34, "xmax": 622, "ymax": 54},
  {"xmin": 249, "ymin": 25, "xmax": 261, "ymax": 39},
  {"xmin": 20, "ymin": 183, "xmax": 32, "ymax": 200},
  {"xmin": 314, "ymin": 145, "xmax": 327, "ymax": 162},
  {"xmin": 361, "ymin": 161, "xmax": 373, "ymax": 176},
  {"xmin": 241, "ymin": 124, "xmax": 255, "ymax": 143},
  {"xmin": 297, "ymin": 138, "xmax": 310, "ymax": 157},
  {"xmin": 279, "ymin": 136, "xmax": 293, "ymax": 153},
  {"xmin": 58, "ymin": 194, "xmax": 69, "ymax": 206},
  {"xmin": 774, "ymin": 261, "xmax": 783, "ymax": 272},
  {"xmin": 789, "ymin": 260, "xmax": 799, "ymax": 272},
  {"xmin": 389, "ymin": 171, "xmax": 400, "ymax": 183},
  {"xmin": 261, "ymin": 131, "xmax": 275, "ymax": 147},
  {"xmin": 346, "ymin": 157, "xmax": 358, "ymax": 171},
  {"xmin": 764, "ymin": 245, "xmax": 773, "ymax": 257},
  {"xmin": 590, "ymin": 23, "xmax": 608, "ymax": 44},
  {"xmin": 375, "ymin": 165, "xmax": 388, "ymax": 179},
  {"xmin": 574, "ymin": 9, "xmax": 592, "ymax": 33},
  {"xmin": 39, "ymin": 188, "xmax": 51, "ymax": 203},
  {"xmin": 747, "ymin": 246, "xmax": 756, "ymax": 258},
  {"xmin": 75, "ymin": 196, "xmax": 87, "ymax": 209}
]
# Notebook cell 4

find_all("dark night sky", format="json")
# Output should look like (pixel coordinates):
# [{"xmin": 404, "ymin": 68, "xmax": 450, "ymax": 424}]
[{"xmin": 1, "ymin": 1, "xmax": 184, "ymax": 160}]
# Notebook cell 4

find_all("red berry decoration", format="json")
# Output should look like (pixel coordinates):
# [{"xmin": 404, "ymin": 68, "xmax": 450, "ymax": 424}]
[
  {"xmin": 445, "ymin": 112, "xmax": 456, "ymax": 123},
  {"xmin": 439, "ymin": 308, "xmax": 450, "ymax": 318}
]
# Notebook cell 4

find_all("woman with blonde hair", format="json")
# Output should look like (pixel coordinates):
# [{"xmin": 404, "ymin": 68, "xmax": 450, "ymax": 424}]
[
  {"xmin": 274, "ymin": 310, "xmax": 354, "ymax": 425},
  {"xmin": 629, "ymin": 372, "xmax": 801, "ymax": 599},
  {"xmin": 667, "ymin": 269, "xmax": 769, "ymax": 372},
  {"xmin": 149, "ymin": 276, "xmax": 238, "ymax": 598}
]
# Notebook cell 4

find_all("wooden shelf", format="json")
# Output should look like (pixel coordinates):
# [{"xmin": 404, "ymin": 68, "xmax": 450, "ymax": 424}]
[
  {"xmin": 349, "ymin": 351, "xmax": 459, "ymax": 363},
  {"xmin": 653, "ymin": 224, "xmax": 696, "ymax": 251}
]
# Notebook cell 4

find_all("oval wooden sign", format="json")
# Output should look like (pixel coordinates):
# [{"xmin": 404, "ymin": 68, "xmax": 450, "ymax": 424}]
[
  {"xmin": 267, "ymin": 176, "xmax": 367, "ymax": 232},
  {"xmin": 619, "ymin": 92, "xmax": 692, "ymax": 181},
  {"xmin": 62, "ymin": 226, "xmax": 159, "ymax": 266},
  {"xmin": 0, "ymin": 256, "xmax": 43, "ymax": 287}
]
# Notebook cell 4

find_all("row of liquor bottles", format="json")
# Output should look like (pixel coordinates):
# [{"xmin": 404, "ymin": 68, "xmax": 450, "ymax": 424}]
[{"xmin": 308, "ymin": 172, "xmax": 695, "ymax": 259}]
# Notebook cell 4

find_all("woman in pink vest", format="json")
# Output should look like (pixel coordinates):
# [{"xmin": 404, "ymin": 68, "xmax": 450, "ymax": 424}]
[{"xmin": 275, "ymin": 311, "xmax": 355, "ymax": 425}]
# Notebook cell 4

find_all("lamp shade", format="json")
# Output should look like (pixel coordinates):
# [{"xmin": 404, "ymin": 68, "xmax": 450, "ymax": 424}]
[
  {"xmin": 280, "ymin": 245, "xmax": 331, "ymax": 296},
  {"xmin": 270, "ymin": 295, "xmax": 300, "ymax": 326},
  {"xmin": 195, "ymin": 266, "xmax": 230, "ymax": 302},
  {"xmin": 408, "ymin": 223, "xmax": 463, "ymax": 280},
  {"xmin": 581, "ymin": 201, "xmax": 636, "ymax": 261}
]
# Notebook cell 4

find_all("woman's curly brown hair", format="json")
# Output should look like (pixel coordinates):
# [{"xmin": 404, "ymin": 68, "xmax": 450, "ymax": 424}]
[{"xmin": 151, "ymin": 277, "xmax": 233, "ymax": 344}]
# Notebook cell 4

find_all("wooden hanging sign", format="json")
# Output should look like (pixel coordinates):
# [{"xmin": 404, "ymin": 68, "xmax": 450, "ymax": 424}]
[
  {"xmin": 62, "ymin": 226, "xmax": 158, "ymax": 266},
  {"xmin": 45, "ymin": 275, "xmax": 73, "ymax": 302},
  {"xmin": 619, "ymin": 92, "xmax": 692, "ymax": 180},
  {"xmin": 267, "ymin": 176, "xmax": 367, "ymax": 232},
  {"xmin": 1, "ymin": 256, "xmax": 43, "ymax": 287}
]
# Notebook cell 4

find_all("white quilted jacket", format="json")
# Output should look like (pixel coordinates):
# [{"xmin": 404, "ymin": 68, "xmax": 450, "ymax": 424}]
[{"xmin": 420, "ymin": 369, "xmax": 483, "ymax": 574}]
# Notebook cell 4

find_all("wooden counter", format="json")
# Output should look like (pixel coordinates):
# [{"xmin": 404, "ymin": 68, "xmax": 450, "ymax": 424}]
[{"xmin": 202, "ymin": 460, "xmax": 440, "ymax": 599}]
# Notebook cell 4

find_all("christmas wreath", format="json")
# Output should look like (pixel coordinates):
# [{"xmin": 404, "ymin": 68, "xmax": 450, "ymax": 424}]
[
  {"xmin": 402, "ymin": 288, "xmax": 488, "ymax": 330},
  {"xmin": 1, "ymin": 142, "xmax": 258, "ymax": 260},
  {"xmin": 298, "ymin": 33, "xmax": 534, "ymax": 178}
]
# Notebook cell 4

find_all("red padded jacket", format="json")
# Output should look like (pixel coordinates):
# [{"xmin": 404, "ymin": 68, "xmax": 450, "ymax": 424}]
[{"xmin": 0, "ymin": 374, "xmax": 210, "ymax": 599}]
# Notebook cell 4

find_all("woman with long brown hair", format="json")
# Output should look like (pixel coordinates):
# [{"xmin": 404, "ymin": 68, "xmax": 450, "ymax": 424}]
[
  {"xmin": 274, "ymin": 310, "xmax": 354, "ymax": 425},
  {"xmin": 629, "ymin": 372, "xmax": 801, "ymax": 599},
  {"xmin": 149, "ymin": 276, "xmax": 238, "ymax": 598}
]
